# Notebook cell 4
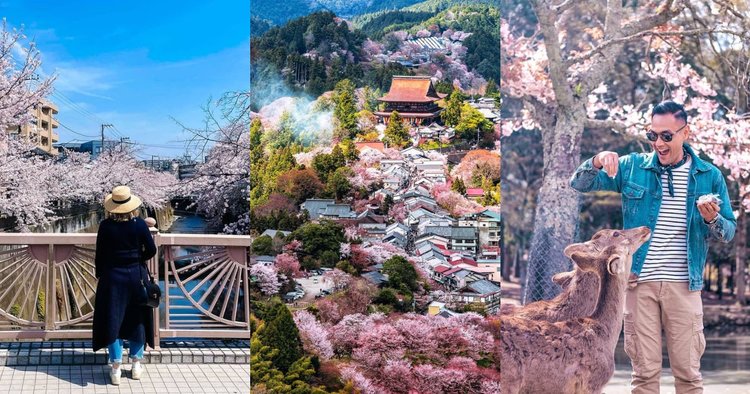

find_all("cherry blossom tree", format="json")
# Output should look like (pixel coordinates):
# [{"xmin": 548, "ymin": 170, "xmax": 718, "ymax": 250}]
[
  {"xmin": 501, "ymin": 0, "xmax": 747, "ymax": 302},
  {"xmin": 389, "ymin": 202, "xmax": 407, "ymax": 223},
  {"xmin": 431, "ymin": 183, "xmax": 483, "ymax": 217},
  {"xmin": 450, "ymin": 149, "xmax": 501, "ymax": 186},
  {"xmin": 292, "ymin": 310, "xmax": 334, "ymax": 360},
  {"xmin": 0, "ymin": 140, "xmax": 54, "ymax": 228},
  {"xmin": 250, "ymin": 263, "xmax": 281, "ymax": 296},
  {"xmin": 322, "ymin": 268, "xmax": 352, "ymax": 291},
  {"xmin": 180, "ymin": 93, "xmax": 249, "ymax": 234},
  {"xmin": 416, "ymin": 29, "xmax": 432, "ymax": 38},
  {"xmin": 1, "ymin": 142, "xmax": 177, "ymax": 230},
  {"xmin": 315, "ymin": 278, "xmax": 375, "ymax": 324},
  {"xmin": 316, "ymin": 298, "xmax": 342, "ymax": 324},
  {"xmin": 275, "ymin": 252, "xmax": 302, "ymax": 279},
  {"xmin": 294, "ymin": 146, "xmax": 332, "ymax": 168},
  {"xmin": 329, "ymin": 312, "xmax": 499, "ymax": 393},
  {"xmin": 362, "ymin": 39, "xmax": 384, "ymax": 62},
  {"xmin": 0, "ymin": 21, "xmax": 55, "ymax": 142}
]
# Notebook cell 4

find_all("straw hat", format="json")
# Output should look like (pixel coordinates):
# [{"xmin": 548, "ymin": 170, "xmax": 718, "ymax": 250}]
[{"xmin": 103, "ymin": 186, "xmax": 142, "ymax": 214}]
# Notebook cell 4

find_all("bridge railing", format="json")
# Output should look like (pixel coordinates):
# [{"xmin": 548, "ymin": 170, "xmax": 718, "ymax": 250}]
[{"xmin": 0, "ymin": 232, "xmax": 252, "ymax": 349}]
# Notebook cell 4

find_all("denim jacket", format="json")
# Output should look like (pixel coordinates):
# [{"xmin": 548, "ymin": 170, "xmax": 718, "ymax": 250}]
[{"xmin": 569, "ymin": 144, "xmax": 736, "ymax": 291}]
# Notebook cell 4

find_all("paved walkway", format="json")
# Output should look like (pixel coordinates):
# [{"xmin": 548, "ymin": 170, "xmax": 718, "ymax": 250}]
[{"xmin": 0, "ymin": 364, "xmax": 250, "ymax": 393}]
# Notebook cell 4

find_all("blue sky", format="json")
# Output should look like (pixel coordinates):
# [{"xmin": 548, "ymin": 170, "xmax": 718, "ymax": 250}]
[{"xmin": 2, "ymin": 1, "xmax": 249, "ymax": 159}]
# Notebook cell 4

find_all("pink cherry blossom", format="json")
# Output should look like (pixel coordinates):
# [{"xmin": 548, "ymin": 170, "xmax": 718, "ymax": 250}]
[
  {"xmin": 293, "ymin": 310, "xmax": 334, "ymax": 360},
  {"xmin": 249, "ymin": 263, "xmax": 280, "ymax": 296}
]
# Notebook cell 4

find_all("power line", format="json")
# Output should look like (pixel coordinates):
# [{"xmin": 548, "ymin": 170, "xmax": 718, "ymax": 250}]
[
  {"xmin": 57, "ymin": 121, "xmax": 98, "ymax": 138},
  {"xmin": 50, "ymin": 90, "xmax": 110, "ymax": 126},
  {"xmin": 49, "ymin": 90, "xmax": 124, "ymax": 139},
  {"xmin": 132, "ymin": 143, "xmax": 189, "ymax": 150}
]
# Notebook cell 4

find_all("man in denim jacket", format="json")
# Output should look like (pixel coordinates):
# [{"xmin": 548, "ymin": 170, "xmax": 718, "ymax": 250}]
[{"xmin": 570, "ymin": 101, "xmax": 735, "ymax": 393}]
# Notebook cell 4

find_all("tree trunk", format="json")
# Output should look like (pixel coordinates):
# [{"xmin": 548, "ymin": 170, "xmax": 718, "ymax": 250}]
[
  {"xmin": 501, "ymin": 219, "xmax": 511, "ymax": 281},
  {"xmin": 718, "ymin": 264, "xmax": 723, "ymax": 300},
  {"xmin": 735, "ymin": 212, "xmax": 747, "ymax": 305},
  {"xmin": 522, "ymin": 108, "xmax": 585, "ymax": 303},
  {"xmin": 512, "ymin": 236, "xmax": 524, "ymax": 280}
]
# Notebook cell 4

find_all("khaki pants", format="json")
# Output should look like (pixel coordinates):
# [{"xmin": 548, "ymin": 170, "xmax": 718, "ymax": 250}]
[{"xmin": 623, "ymin": 281, "xmax": 706, "ymax": 394}]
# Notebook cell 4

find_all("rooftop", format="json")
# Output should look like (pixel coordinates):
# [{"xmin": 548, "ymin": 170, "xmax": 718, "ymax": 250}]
[
  {"xmin": 464, "ymin": 279, "xmax": 501, "ymax": 295},
  {"xmin": 355, "ymin": 142, "xmax": 386, "ymax": 153},
  {"xmin": 379, "ymin": 76, "xmax": 446, "ymax": 103}
]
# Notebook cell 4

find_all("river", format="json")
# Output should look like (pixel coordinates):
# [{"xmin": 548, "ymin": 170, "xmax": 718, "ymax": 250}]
[
  {"xmin": 165, "ymin": 212, "xmax": 211, "ymax": 234},
  {"xmin": 605, "ymin": 330, "xmax": 750, "ymax": 393}
]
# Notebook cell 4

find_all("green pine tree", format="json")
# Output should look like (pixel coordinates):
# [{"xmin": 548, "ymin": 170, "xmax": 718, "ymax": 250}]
[
  {"xmin": 339, "ymin": 139, "xmax": 359, "ymax": 163},
  {"xmin": 257, "ymin": 300, "xmax": 303, "ymax": 373},
  {"xmin": 456, "ymin": 103, "xmax": 493, "ymax": 142},
  {"xmin": 451, "ymin": 178, "xmax": 467, "ymax": 195},
  {"xmin": 250, "ymin": 334, "xmax": 290, "ymax": 392},
  {"xmin": 383, "ymin": 111, "xmax": 409, "ymax": 148},
  {"xmin": 333, "ymin": 79, "xmax": 359, "ymax": 140},
  {"xmin": 325, "ymin": 167, "xmax": 353, "ymax": 200},
  {"xmin": 382, "ymin": 256, "xmax": 418, "ymax": 292},
  {"xmin": 485, "ymin": 79, "xmax": 499, "ymax": 97},
  {"xmin": 442, "ymin": 90, "xmax": 465, "ymax": 128}
]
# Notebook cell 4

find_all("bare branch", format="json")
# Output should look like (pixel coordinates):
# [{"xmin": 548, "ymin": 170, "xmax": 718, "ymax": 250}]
[
  {"xmin": 533, "ymin": 0, "xmax": 575, "ymax": 108},
  {"xmin": 552, "ymin": 0, "xmax": 583, "ymax": 13},
  {"xmin": 584, "ymin": 118, "xmax": 627, "ymax": 132},
  {"xmin": 567, "ymin": 28, "xmax": 745, "ymax": 68},
  {"xmin": 619, "ymin": 0, "xmax": 681, "ymax": 37}
]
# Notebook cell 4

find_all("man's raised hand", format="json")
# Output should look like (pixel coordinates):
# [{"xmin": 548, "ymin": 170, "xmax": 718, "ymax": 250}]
[{"xmin": 593, "ymin": 151, "xmax": 620, "ymax": 178}]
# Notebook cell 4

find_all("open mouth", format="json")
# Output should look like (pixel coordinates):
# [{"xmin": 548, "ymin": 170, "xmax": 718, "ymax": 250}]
[{"xmin": 656, "ymin": 147, "xmax": 670, "ymax": 157}]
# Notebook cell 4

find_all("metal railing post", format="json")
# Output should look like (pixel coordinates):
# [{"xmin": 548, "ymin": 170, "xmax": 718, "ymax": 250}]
[
  {"xmin": 45, "ymin": 244, "xmax": 55, "ymax": 333},
  {"xmin": 242, "ymin": 251, "xmax": 250, "ymax": 331},
  {"xmin": 150, "ymin": 228, "xmax": 161, "ymax": 350}
]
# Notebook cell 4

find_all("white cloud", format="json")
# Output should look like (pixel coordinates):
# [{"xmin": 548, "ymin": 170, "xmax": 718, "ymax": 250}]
[{"xmin": 53, "ymin": 64, "xmax": 115, "ymax": 100}]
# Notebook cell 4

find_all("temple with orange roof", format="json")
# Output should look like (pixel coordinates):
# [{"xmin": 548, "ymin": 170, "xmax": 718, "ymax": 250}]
[{"xmin": 375, "ymin": 76, "xmax": 447, "ymax": 126}]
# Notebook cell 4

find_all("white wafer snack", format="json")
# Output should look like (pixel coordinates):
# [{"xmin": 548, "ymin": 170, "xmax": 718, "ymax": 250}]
[{"xmin": 697, "ymin": 194, "xmax": 721, "ymax": 205}]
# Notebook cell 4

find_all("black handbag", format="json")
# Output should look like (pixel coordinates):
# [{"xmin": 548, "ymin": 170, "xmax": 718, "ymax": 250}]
[{"xmin": 140, "ymin": 264, "xmax": 161, "ymax": 308}]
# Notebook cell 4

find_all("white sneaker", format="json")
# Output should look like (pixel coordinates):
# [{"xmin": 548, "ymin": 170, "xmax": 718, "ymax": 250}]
[
  {"xmin": 110, "ymin": 365, "xmax": 121, "ymax": 385},
  {"xmin": 131, "ymin": 361, "xmax": 144, "ymax": 380}
]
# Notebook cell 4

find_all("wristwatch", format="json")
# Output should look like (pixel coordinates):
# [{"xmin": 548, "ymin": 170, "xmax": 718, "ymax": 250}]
[{"xmin": 706, "ymin": 215, "xmax": 719, "ymax": 225}]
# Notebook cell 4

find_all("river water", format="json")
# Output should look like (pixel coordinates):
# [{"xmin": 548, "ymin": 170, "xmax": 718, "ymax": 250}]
[
  {"xmin": 165, "ymin": 213, "xmax": 210, "ymax": 234},
  {"xmin": 605, "ymin": 331, "xmax": 750, "ymax": 393}
]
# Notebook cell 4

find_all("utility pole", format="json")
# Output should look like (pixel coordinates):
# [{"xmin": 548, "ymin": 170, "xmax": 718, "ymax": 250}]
[
  {"xmin": 101, "ymin": 124, "xmax": 113, "ymax": 155},
  {"xmin": 120, "ymin": 137, "xmax": 130, "ymax": 152}
]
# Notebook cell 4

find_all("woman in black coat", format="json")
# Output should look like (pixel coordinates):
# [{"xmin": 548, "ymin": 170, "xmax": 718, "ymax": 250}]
[{"xmin": 92, "ymin": 186, "xmax": 157, "ymax": 385}]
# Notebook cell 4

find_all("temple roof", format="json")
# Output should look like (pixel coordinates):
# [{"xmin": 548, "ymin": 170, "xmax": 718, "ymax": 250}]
[{"xmin": 379, "ymin": 76, "xmax": 447, "ymax": 103}]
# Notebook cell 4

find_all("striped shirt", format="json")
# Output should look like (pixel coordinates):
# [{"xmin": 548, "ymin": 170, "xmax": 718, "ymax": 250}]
[{"xmin": 638, "ymin": 157, "xmax": 691, "ymax": 283}]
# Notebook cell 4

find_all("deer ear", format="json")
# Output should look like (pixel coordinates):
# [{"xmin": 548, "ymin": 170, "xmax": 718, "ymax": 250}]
[
  {"xmin": 564, "ymin": 243, "xmax": 586, "ymax": 258},
  {"xmin": 607, "ymin": 254, "xmax": 624, "ymax": 275},
  {"xmin": 552, "ymin": 270, "xmax": 575, "ymax": 288}
]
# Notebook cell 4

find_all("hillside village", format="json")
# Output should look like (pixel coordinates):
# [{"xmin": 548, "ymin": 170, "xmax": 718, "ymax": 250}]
[
  {"xmin": 251, "ymin": 75, "xmax": 502, "ymax": 315},
  {"xmin": 249, "ymin": 2, "xmax": 504, "ymax": 391}
]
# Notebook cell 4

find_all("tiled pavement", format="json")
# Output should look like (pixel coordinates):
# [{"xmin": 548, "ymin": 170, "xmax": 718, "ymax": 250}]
[
  {"xmin": 0, "ymin": 340, "xmax": 250, "ymax": 393},
  {"xmin": 0, "ymin": 364, "xmax": 250, "ymax": 393},
  {"xmin": 0, "ymin": 340, "xmax": 249, "ymax": 366}
]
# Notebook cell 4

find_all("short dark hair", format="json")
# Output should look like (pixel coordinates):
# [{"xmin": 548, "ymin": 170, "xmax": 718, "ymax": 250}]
[{"xmin": 652, "ymin": 101, "xmax": 688, "ymax": 124}]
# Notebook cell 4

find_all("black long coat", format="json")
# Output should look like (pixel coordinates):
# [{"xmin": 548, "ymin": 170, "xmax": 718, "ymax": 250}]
[{"xmin": 92, "ymin": 217, "xmax": 158, "ymax": 352}]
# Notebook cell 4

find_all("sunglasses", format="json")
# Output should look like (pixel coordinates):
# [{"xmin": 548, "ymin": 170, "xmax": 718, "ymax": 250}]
[{"xmin": 646, "ymin": 123, "xmax": 687, "ymax": 142}]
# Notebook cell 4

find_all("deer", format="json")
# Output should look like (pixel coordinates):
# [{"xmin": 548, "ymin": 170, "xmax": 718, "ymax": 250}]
[
  {"xmin": 500, "ymin": 267, "xmax": 599, "ymax": 322},
  {"xmin": 500, "ymin": 226, "xmax": 651, "ymax": 394}
]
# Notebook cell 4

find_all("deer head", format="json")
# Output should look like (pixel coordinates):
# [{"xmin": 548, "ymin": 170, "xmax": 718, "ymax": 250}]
[{"xmin": 564, "ymin": 227, "xmax": 651, "ymax": 277}]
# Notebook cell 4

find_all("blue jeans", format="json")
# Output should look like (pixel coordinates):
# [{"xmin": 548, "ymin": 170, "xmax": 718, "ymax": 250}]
[{"xmin": 108, "ymin": 338, "xmax": 144, "ymax": 363}]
